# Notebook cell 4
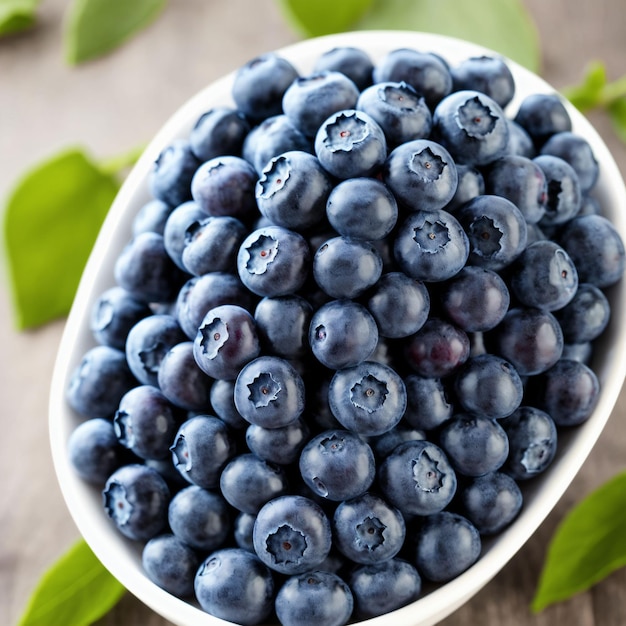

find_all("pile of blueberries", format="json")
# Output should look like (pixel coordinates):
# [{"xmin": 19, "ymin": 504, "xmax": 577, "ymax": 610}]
[{"xmin": 65, "ymin": 43, "xmax": 625, "ymax": 626}]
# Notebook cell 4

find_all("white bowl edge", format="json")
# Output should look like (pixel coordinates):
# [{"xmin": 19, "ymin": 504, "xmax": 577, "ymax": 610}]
[{"xmin": 49, "ymin": 30, "xmax": 626, "ymax": 626}]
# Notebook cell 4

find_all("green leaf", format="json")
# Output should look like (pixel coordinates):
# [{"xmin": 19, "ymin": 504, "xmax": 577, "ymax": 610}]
[
  {"xmin": 562, "ymin": 61, "xmax": 608, "ymax": 112},
  {"xmin": 17, "ymin": 538, "xmax": 126, "ymax": 626},
  {"xmin": 0, "ymin": 0, "xmax": 41, "ymax": 36},
  {"xmin": 64, "ymin": 0, "xmax": 167, "ymax": 64},
  {"xmin": 354, "ymin": 0, "xmax": 540, "ymax": 72},
  {"xmin": 2, "ymin": 147, "xmax": 120, "ymax": 329},
  {"xmin": 608, "ymin": 98, "xmax": 626, "ymax": 144},
  {"xmin": 532, "ymin": 470, "xmax": 626, "ymax": 612},
  {"xmin": 277, "ymin": 0, "xmax": 375, "ymax": 37}
]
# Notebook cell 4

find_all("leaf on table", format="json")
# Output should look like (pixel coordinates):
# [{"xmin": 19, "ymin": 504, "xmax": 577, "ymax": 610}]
[
  {"xmin": 2, "ymin": 147, "xmax": 119, "ymax": 330},
  {"xmin": 562, "ymin": 61, "xmax": 608, "ymax": 112},
  {"xmin": 0, "ymin": 0, "xmax": 41, "ymax": 36},
  {"xmin": 63, "ymin": 0, "xmax": 168, "ymax": 65},
  {"xmin": 277, "ymin": 0, "xmax": 375, "ymax": 37},
  {"xmin": 608, "ymin": 98, "xmax": 626, "ymax": 144},
  {"xmin": 532, "ymin": 470, "xmax": 626, "ymax": 612},
  {"xmin": 354, "ymin": 0, "xmax": 540, "ymax": 72},
  {"xmin": 17, "ymin": 538, "xmax": 126, "ymax": 626}
]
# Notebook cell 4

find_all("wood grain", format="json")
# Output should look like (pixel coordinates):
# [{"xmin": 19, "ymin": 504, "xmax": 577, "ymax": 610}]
[{"xmin": 1, "ymin": 1, "xmax": 625, "ymax": 625}]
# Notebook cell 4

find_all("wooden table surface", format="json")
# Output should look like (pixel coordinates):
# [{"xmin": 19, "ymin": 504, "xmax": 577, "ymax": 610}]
[{"xmin": 2, "ymin": 1, "xmax": 626, "ymax": 625}]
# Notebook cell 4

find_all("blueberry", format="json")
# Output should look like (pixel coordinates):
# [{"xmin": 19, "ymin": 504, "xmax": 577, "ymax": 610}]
[
  {"xmin": 373, "ymin": 47, "xmax": 452, "ymax": 108},
  {"xmin": 457, "ymin": 194, "xmax": 527, "ymax": 271},
  {"xmin": 509, "ymin": 240, "xmax": 579, "ymax": 311},
  {"xmin": 485, "ymin": 154, "xmax": 547, "ymax": 224},
  {"xmin": 333, "ymin": 492, "xmax": 405, "ymax": 564},
  {"xmin": 367, "ymin": 271, "xmax": 430, "ymax": 338},
  {"xmin": 125, "ymin": 314, "xmax": 186, "ymax": 386},
  {"xmin": 313, "ymin": 45, "xmax": 374, "ymax": 90},
  {"xmin": 114, "ymin": 231, "xmax": 185, "ymax": 303},
  {"xmin": 67, "ymin": 418, "xmax": 127, "ymax": 484},
  {"xmin": 357, "ymin": 80, "xmax": 432, "ymax": 147},
  {"xmin": 453, "ymin": 354, "xmax": 523, "ymax": 420},
  {"xmin": 383, "ymin": 139, "xmax": 458, "ymax": 213},
  {"xmin": 534, "ymin": 154, "xmax": 582, "ymax": 226},
  {"xmin": 180, "ymin": 215, "xmax": 247, "ymax": 276},
  {"xmin": 440, "ymin": 266, "xmax": 510, "ymax": 333},
  {"xmin": 113, "ymin": 385, "xmax": 180, "ymax": 460},
  {"xmin": 368, "ymin": 422, "xmax": 427, "ymax": 458},
  {"xmin": 450, "ymin": 55, "xmax": 516, "ymax": 108},
  {"xmin": 525, "ymin": 221, "xmax": 548, "ymax": 245},
  {"xmin": 555, "ymin": 282, "xmax": 611, "ymax": 343},
  {"xmin": 175, "ymin": 272, "xmax": 252, "ymax": 340},
  {"xmin": 562, "ymin": 341, "xmax": 594, "ymax": 364},
  {"xmin": 414, "ymin": 511, "xmax": 481, "ymax": 582},
  {"xmin": 439, "ymin": 413, "xmax": 509, "ymax": 477},
  {"xmin": 232, "ymin": 52, "xmax": 299, "ymax": 122},
  {"xmin": 170, "ymin": 414, "xmax": 236, "ymax": 489},
  {"xmin": 149, "ymin": 139, "xmax": 199, "ymax": 207},
  {"xmin": 254, "ymin": 295, "xmax": 312, "ymax": 359},
  {"xmin": 404, "ymin": 318, "xmax": 470, "ymax": 378},
  {"xmin": 220, "ymin": 453, "xmax": 290, "ymax": 514},
  {"xmin": 313, "ymin": 236, "xmax": 383, "ymax": 299},
  {"xmin": 194, "ymin": 548, "xmax": 275, "ymax": 625},
  {"xmin": 102, "ymin": 463, "xmax": 170, "ymax": 541},
  {"xmin": 193, "ymin": 304, "xmax": 260, "ymax": 381},
  {"xmin": 209, "ymin": 378, "xmax": 248, "ymax": 430},
  {"xmin": 558, "ymin": 214, "xmax": 626, "ymax": 288},
  {"xmin": 282, "ymin": 71, "xmax": 360, "ymax": 137},
  {"xmin": 253, "ymin": 495, "xmax": 333, "ymax": 575},
  {"xmin": 492, "ymin": 306, "xmax": 564, "ymax": 376},
  {"xmin": 348, "ymin": 558, "xmax": 422, "ymax": 619},
  {"xmin": 514, "ymin": 92, "xmax": 572, "ymax": 147},
  {"xmin": 506, "ymin": 118, "xmax": 536, "ymax": 158},
  {"xmin": 445, "ymin": 164, "xmax": 485, "ymax": 213},
  {"xmin": 403, "ymin": 374, "xmax": 454, "ymax": 431},
  {"xmin": 237, "ymin": 225, "xmax": 311, "ymax": 297},
  {"xmin": 540, "ymin": 131, "xmax": 599, "ymax": 193},
  {"xmin": 433, "ymin": 90, "xmax": 510, "ymax": 166},
  {"xmin": 256, "ymin": 150, "xmax": 333, "ymax": 231},
  {"xmin": 90, "ymin": 286, "xmax": 151, "ymax": 350},
  {"xmin": 162, "ymin": 200, "xmax": 207, "ymax": 270},
  {"xmin": 502, "ymin": 406, "xmax": 558, "ymax": 480},
  {"xmin": 393, "ymin": 209, "xmax": 469, "ymax": 282},
  {"xmin": 191, "ymin": 155, "xmax": 258, "ymax": 221},
  {"xmin": 189, "ymin": 107, "xmax": 251, "ymax": 162},
  {"xmin": 327, "ymin": 361, "xmax": 407, "ymax": 437},
  {"xmin": 132, "ymin": 199, "xmax": 173, "ymax": 237},
  {"xmin": 314, "ymin": 109, "xmax": 387, "ymax": 179},
  {"xmin": 378, "ymin": 439, "xmax": 457, "ymax": 516},
  {"xmin": 309, "ymin": 299, "xmax": 378, "ymax": 370},
  {"xmin": 275, "ymin": 570, "xmax": 354, "ymax": 626},
  {"xmin": 299, "ymin": 429, "xmax": 376, "ymax": 501},
  {"xmin": 233, "ymin": 355, "xmax": 306, "ymax": 428},
  {"xmin": 460, "ymin": 472, "xmax": 523, "ymax": 535},
  {"xmin": 142, "ymin": 534, "xmax": 199, "ymax": 598},
  {"xmin": 527, "ymin": 358, "xmax": 600, "ymax": 427},
  {"xmin": 66, "ymin": 345, "xmax": 136, "ymax": 419},
  {"xmin": 168, "ymin": 485, "xmax": 230, "ymax": 551},
  {"xmin": 577, "ymin": 194, "xmax": 602, "ymax": 217},
  {"xmin": 234, "ymin": 511, "xmax": 257, "ymax": 552},
  {"xmin": 242, "ymin": 114, "xmax": 312, "ymax": 174},
  {"xmin": 246, "ymin": 416, "xmax": 310, "ymax": 466},
  {"xmin": 157, "ymin": 341, "xmax": 213, "ymax": 411},
  {"xmin": 326, "ymin": 177, "xmax": 398, "ymax": 241}
]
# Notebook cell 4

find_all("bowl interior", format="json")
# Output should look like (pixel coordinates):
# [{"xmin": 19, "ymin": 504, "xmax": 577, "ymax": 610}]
[{"xmin": 49, "ymin": 30, "xmax": 626, "ymax": 626}]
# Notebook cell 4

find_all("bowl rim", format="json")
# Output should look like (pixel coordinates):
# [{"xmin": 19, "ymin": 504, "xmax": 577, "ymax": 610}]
[{"xmin": 49, "ymin": 29, "xmax": 626, "ymax": 626}]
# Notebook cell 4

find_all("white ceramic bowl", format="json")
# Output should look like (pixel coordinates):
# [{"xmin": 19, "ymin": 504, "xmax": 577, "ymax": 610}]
[{"xmin": 49, "ymin": 30, "xmax": 626, "ymax": 626}]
